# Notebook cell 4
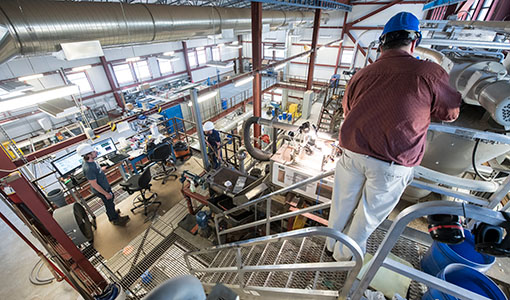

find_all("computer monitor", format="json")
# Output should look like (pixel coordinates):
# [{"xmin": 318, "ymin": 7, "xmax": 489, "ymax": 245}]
[
  {"xmin": 51, "ymin": 150, "xmax": 82, "ymax": 177},
  {"xmin": 92, "ymin": 137, "xmax": 117, "ymax": 158}
]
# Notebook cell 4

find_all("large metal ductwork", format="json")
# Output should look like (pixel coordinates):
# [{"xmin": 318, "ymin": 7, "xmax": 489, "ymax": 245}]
[{"xmin": 0, "ymin": 0, "xmax": 319, "ymax": 64}]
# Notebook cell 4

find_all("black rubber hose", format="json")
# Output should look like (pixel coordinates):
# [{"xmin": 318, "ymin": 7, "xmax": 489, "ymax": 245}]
[{"xmin": 243, "ymin": 117, "xmax": 273, "ymax": 161}]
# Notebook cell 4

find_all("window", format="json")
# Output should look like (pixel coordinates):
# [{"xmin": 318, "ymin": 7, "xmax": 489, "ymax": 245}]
[
  {"xmin": 66, "ymin": 72, "xmax": 93, "ymax": 94},
  {"xmin": 341, "ymin": 50, "xmax": 354, "ymax": 64},
  {"xmin": 158, "ymin": 59, "xmax": 173, "ymax": 75},
  {"xmin": 264, "ymin": 45, "xmax": 273, "ymax": 59},
  {"xmin": 274, "ymin": 49, "xmax": 285, "ymax": 59},
  {"xmin": 133, "ymin": 60, "xmax": 152, "ymax": 81},
  {"xmin": 477, "ymin": 0, "xmax": 494, "ymax": 21},
  {"xmin": 113, "ymin": 64, "xmax": 134, "ymax": 85},
  {"xmin": 212, "ymin": 47, "xmax": 221, "ymax": 61},
  {"xmin": 467, "ymin": 0, "xmax": 480, "ymax": 20},
  {"xmin": 188, "ymin": 51, "xmax": 198, "ymax": 68},
  {"xmin": 197, "ymin": 49, "xmax": 207, "ymax": 65}
]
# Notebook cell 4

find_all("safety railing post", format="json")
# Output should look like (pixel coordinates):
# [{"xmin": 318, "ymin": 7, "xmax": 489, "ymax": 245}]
[{"xmin": 266, "ymin": 198, "xmax": 271, "ymax": 236}]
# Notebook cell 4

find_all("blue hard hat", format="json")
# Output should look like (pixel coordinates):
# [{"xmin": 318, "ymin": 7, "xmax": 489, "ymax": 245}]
[{"xmin": 381, "ymin": 12, "xmax": 421, "ymax": 45}]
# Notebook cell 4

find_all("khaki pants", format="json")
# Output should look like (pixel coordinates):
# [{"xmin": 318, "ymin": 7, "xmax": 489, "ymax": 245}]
[{"xmin": 326, "ymin": 149, "xmax": 413, "ymax": 261}]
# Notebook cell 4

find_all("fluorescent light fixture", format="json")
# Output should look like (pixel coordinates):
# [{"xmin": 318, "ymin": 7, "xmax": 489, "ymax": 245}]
[
  {"xmin": 234, "ymin": 76, "xmax": 254, "ymax": 87},
  {"xmin": 0, "ymin": 90, "xmax": 25, "ymax": 99},
  {"xmin": 274, "ymin": 63, "xmax": 287, "ymax": 71},
  {"xmin": 126, "ymin": 56, "xmax": 140, "ymax": 62},
  {"xmin": 0, "ymin": 85, "xmax": 79, "ymax": 113},
  {"xmin": 289, "ymin": 34, "xmax": 301, "ymax": 38},
  {"xmin": 226, "ymin": 44, "xmax": 243, "ymax": 49},
  {"xmin": 206, "ymin": 61, "xmax": 234, "ymax": 68},
  {"xmin": 218, "ymin": 43, "xmax": 225, "ymax": 47},
  {"xmin": 231, "ymin": 41, "xmax": 239, "ymax": 45},
  {"xmin": 72, "ymin": 65, "xmax": 92, "ymax": 72},
  {"xmin": 196, "ymin": 46, "xmax": 205, "ymax": 51},
  {"xmin": 320, "ymin": 35, "xmax": 332, "ymax": 38},
  {"xmin": 197, "ymin": 90, "xmax": 218, "ymax": 102},
  {"xmin": 18, "ymin": 74, "xmax": 43, "ymax": 81},
  {"xmin": 188, "ymin": 101, "xmax": 192, "ymax": 107},
  {"xmin": 60, "ymin": 40, "xmax": 104, "ymax": 61},
  {"xmin": 163, "ymin": 51, "xmax": 175, "ymax": 56}
]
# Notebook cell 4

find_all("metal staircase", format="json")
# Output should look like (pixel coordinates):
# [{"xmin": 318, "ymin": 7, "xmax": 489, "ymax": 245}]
[
  {"xmin": 185, "ymin": 227, "xmax": 363, "ymax": 300},
  {"xmin": 317, "ymin": 86, "xmax": 344, "ymax": 133}
]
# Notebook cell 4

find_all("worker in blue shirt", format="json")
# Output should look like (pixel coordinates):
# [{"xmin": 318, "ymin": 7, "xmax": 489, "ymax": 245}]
[
  {"xmin": 203, "ymin": 121, "xmax": 221, "ymax": 169},
  {"xmin": 77, "ymin": 143, "xmax": 130, "ymax": 226}
]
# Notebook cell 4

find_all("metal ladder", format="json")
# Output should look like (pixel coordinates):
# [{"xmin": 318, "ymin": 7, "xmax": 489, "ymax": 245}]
[
  {"xmin": 184, "ymin": 227, "xmax": 363, "ymax": 300},
  {"xmin": 317, "ymin": 86, "xmax": 343, "ymax": 133}
]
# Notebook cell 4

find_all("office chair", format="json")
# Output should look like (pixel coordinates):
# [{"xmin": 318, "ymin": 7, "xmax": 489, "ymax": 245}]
[
  {"xmin": 120, "ymin": 166, "xmax": 160, "ymax": 219},
  {"xmin": 149, "ymin": 142, "xmax": 178, "ymax": 184}
]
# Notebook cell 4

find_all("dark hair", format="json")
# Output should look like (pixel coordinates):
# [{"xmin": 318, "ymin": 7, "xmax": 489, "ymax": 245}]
[
  {"xmin": 380, "ymin": 30, "xmax": 418, "ymax": 51},
  {"xmin": 83, "ymin": 153, "xmax": 92, "ymax": 161}
]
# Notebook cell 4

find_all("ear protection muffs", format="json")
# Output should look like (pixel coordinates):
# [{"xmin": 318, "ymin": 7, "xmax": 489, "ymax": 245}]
[
  {"xmin": 472, "ymin": 217, "xmax": 510, "ymax": 257},
  {"xmin": 427, "ymin": 214, "xmax": 465, "ymax": 245}
]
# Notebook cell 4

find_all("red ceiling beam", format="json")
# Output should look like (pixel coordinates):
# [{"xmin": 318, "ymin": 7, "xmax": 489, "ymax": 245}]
[
  {"xmin": 307, "ymin": 9, "xmax": 322, "ymax": 90},
  {"xmin": 487, "ymin": 0, "xmax": 510, "ymax": 21},
  {"xmin": 349, "ymin": 0, "xmax": 404, "ymax": 26}
]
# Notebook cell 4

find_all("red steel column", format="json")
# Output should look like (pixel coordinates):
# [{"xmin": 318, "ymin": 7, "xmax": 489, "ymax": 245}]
[
  {"xmin": 100, "ymin": 56, "xmax": 124, "ymax": 111},
  {"xmin": 306, "ymin": 9, "xmax": 322, "ymax": 90},
  {"xmin": 238, "ymin": 35, "xmax": 244, "ymax": 73},
  {"xmin": 334, "ymin": 12, "xmax": 349, "ymax": 74},
  {"xmin": 182, "ymin": 41, "xmax": 194, "ymax": 82},
  {"xmin": 251, "ymin": 1, "xmax": 262, "ymax": 146},
  {"xmin": 0, "ymin": 151, "xmax": 107, "ymax": 293}
]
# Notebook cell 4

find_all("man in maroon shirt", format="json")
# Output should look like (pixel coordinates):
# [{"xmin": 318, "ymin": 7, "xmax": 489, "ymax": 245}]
[{"xmin": 326, "ymin": 12, "xmax": 461, "ymax": 261}]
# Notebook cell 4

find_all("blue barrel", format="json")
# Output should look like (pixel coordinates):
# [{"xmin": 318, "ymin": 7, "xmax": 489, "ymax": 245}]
[
  {"xmin": 421, "ymin": 230, "xmax": 495, "ymax": 276},
  {"xmin": 221, "ymin": 98, "xmax": 228, "ymax": 110},
  {"xmin": 422, "ymin": 263, "xmax": 507, "ymax": 300}
]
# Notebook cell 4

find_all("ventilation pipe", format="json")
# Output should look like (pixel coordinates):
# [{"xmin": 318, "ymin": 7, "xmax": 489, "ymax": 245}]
[{"xmin": 0, "ymin": 0, "xmax": 323, "ymax": 64}]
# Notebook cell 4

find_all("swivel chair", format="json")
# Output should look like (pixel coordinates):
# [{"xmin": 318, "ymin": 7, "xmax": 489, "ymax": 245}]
[
  {"xmin": 149, "ymin": 142, "xmax": 178, "ymax": 184},
  {"xmin": 120, "ymin": 166, "xmax": 159, "ymax": 219}
]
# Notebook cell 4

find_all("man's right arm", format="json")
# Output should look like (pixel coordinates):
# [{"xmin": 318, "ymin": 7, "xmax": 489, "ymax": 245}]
[
  {"xmin": 89, "ymin": 179, "xmax": 112, "ymax": 199},
  {"xmin": 430, "ymin": 68, "xmax": 462, "ymax": 122}
]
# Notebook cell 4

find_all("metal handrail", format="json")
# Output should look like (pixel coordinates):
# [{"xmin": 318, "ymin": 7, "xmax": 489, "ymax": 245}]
[
  {"xmin": 350, "ymin": 201, "xmax": 507, "ymax": 300},
  {"xmin": 213, "ymin": 170, "xmax": 335, "ymax": 240},
  {"xmin": 184, "ymin": 226, "xmax": 364, "ymax": 300}
]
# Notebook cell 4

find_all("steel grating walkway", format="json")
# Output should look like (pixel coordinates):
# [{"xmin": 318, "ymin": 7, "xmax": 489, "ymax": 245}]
[{"xmin": 83, "ymin": 194, "xmax": 429, "ymax": 299}]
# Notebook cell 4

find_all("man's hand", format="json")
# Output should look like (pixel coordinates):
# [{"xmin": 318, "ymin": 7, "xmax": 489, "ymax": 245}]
[
  {"xmin": 105, "ymin": 192, "xmax": 113, "ymax": 200},
  {"xmin": 101, "ymin": 166, "xmax": 107, "ymax": 172}
]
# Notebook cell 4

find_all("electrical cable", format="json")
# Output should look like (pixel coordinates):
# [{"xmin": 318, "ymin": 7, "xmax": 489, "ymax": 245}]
[
  {"xmin": 472, "ymin": 127, "xmax": 510, "ymax": 181},
  {"xmin": 29, "ymin": 257, "xmax": 55, "ymax": 286}
]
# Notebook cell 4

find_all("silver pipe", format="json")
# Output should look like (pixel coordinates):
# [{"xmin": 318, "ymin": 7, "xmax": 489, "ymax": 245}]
[
  {"xmin": 420, "ymin": 38, "xmax": 510, "ymax": 50},
  {"xmin": 0, "ymin": 0, "xmax": 317, "ymax": 64},
  {"xmin": 349, "ymin": 30, "xmax": 370, "ymax": 70},
  {"xmin": 414, "ymin": 46, "xmax": 454, "ymax": 72},
  {"xmin": 190, "ymin": 88, "xmax": 211, "ymax": 170}
]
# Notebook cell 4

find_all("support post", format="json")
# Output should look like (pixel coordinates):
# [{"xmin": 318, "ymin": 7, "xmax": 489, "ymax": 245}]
[
  {"xmin": 306, "ymin": 8, "xmax": 322, "ymax": 90},
  {"xmin": 182, "ymin": 41, "xmax": 194, "ymax": 82},
  {"xmin": 251, "ymin": 1, "xmax": 263, "ymax": 147},
  {"xmin": 238, "ymin": 35, "xmax": 244, "ymax": 74},
  {"xmin": 190, "ymin": 88, "xmax": 211, "ymax": 170},
  {"xmin": 100, "ymin": 56, "xmax": 124, "ymax": 111},
  {"xmin": 334, "ymin": 12, "xmax": 349, "ymax": 74}
]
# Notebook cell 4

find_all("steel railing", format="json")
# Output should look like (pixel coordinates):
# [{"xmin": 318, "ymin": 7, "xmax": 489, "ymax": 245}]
[
  {"xmin": 213, "ymin": 170, "xmax": 335, "ymax": 242},
  {"xmin": 184, "ymin": 226, "xmax": 364, "ymax": 300}
]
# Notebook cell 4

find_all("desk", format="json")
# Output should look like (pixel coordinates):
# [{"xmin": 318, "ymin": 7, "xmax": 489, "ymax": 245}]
[{"xmin": 127, "ymin": 149, "xmax": 147, "ymax": 174}]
